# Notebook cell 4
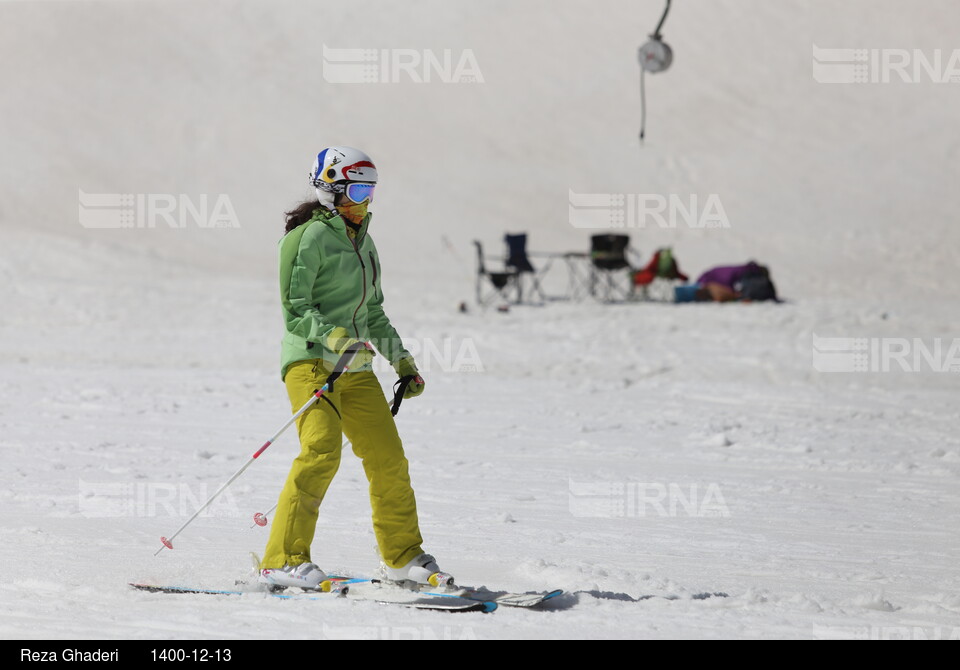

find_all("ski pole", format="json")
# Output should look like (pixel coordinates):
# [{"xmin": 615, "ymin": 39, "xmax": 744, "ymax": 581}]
[
  {"xmin": 250, "ymin": 437, "xmax": 351, "ymax": 528},
  {"xmin": 251, "ymin": 379, "xmax": 415, "ymax": 529},
  {"xmin": 155, "ymin": 343, "xmax": 370, "ymax": 555}
]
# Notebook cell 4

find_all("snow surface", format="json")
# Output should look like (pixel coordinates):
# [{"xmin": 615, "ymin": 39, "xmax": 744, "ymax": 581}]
[{"xmin": 1, "ymin": 0, "xmax": 959, "ymax": 640}]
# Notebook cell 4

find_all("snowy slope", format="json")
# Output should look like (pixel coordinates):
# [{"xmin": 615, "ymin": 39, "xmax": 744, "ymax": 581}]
[{"xmin": 1, "ymin": 0, "xmax": 959, "ymax": 640}]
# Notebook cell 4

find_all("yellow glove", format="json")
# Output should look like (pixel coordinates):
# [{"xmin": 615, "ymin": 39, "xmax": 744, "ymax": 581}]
[
  {"xmin": 326, "ymin": 327, "xmax": 375, "ymax": 369},
  {"xmin": 394, "ymin": 356, "xmax": 425, "ymax": 399}
]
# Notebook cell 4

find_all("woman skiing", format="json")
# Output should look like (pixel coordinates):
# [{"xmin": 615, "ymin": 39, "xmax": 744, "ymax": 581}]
[{"xmin": 258, "ymin": 146, "xmax": 449, "ymax": 589}]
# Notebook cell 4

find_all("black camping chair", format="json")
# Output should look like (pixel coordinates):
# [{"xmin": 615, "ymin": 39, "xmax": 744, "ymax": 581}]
[
  {"xmin": 473, "ymin": 240, "xmax": 519, "ymax": 307},
  {"xmin": 589, "ymin": 234, "xmax": 635, "ymax": 302},
  {"xmin": 504, "ymin": 233, "xmax": 549, "ymax": 303}
]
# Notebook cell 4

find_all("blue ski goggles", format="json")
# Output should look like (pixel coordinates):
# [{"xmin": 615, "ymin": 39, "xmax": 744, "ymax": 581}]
[{"xmin": 344, "ymin": 182, "xmax": 376, "ymax": 204}]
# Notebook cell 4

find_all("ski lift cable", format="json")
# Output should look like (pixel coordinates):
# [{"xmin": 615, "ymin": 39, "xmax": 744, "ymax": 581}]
[
  {"xmin": 639, "ymin": 66, "xmax": 647, "ymax": 141},
  {"xmin": 652, "ymin": 0, "xmax": 672, "ymax": 39},
  {"xmin": 639, "ymin": 0, "xmax": 674, "ymax": 142}
]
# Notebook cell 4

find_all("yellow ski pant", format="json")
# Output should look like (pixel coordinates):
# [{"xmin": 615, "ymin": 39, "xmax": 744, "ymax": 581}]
[{"xmin": 261, "ymin": 359, "xmax": 424, "ymax": 570}]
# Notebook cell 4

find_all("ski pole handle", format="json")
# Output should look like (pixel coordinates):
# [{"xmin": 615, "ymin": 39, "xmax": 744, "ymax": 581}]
[
  {"xmin": 324, "ymin": 341, "xmax": 371, "ymax": 394},
  {"xmin": 390, "ymin": 375, "xmax": 418, "ymax": 416}
]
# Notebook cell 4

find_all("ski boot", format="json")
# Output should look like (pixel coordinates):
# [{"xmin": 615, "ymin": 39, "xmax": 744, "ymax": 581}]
[
  {"xmin": 380, "ymin": 553, "xmax": 454, "ymax": 588},
  {"xmin": 258, "ymin": 562, "xmax": 330, "ymax": 591}
]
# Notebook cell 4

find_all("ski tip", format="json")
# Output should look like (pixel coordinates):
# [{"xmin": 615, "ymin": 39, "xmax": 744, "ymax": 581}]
[{"xmin": 481, "ymin": 601, "xmax": 498, "ymax": 613}]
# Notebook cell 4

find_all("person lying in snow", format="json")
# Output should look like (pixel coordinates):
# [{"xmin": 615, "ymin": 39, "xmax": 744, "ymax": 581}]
[{"xmin": 674, "ymin": 261, "xmax": 780, "ymax": 303}]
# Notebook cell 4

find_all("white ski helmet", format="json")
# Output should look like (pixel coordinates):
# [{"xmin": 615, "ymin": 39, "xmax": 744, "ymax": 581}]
[{"xmin": 310, "ymin": 146, "xmax": 378, "ymax": 210}]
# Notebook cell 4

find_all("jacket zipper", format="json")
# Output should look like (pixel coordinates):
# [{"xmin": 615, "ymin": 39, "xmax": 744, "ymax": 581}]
[
  {"xmin": 368, "ymin": 251, "xmax": 379, "ymax": 300},
  {"xmin": 349, "ymin": 237, "xmax": 367, "ymax": 339}
]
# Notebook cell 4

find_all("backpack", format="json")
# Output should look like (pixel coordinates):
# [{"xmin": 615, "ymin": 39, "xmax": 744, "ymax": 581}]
[
  {"xmin": 633, "ymin": 247, "xmax": 689, "ymax": 286},
  {"xmin": 737, "ymin": 265, "xmax": 779, "ymax": 302}
]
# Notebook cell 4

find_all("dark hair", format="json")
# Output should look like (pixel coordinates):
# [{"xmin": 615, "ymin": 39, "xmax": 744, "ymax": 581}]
[{"xmin": 284, "ymin": 199, "xmax": 322, "ymax": 234}]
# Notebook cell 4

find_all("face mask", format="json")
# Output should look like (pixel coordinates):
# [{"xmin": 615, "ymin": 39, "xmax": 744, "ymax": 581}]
[{"xmin": 337, "ymin": 200, "xmax": 368, "ymax": 224}]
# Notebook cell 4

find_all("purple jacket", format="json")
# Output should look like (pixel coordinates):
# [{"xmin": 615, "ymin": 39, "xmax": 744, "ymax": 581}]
[{"xmin": 696, "ymin": 262, "xmax": 761, "ymax": 289}]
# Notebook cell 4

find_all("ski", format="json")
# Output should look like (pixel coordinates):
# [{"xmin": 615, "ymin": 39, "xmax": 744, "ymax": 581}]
[
  {"xmin": 129, "ymin": 581, "xmax": 497, "ymax": 613},
  {"xmin": 460, "ymin": 588, "xmax": 564, "ymax": 608},
  {"xmin": 327, "ymin": 576, "xmax": 563, "ymax": 609},
  {"xmin": 432, "ymin": 585, "xmax": 563, "ymax": 608}
]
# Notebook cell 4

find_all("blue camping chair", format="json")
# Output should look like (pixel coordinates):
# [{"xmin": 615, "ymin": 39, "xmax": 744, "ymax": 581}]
[{"xmin": 504, "ymin": 233, "xmax": 548, "ymax": 303}]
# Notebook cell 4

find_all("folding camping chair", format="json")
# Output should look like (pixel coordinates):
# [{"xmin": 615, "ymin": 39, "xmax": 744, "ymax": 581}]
[
  {"xmin": 588, "ymin": 234, "xmax": 635, "ymax": 302},
  {"xmin": 473, "ymin": 240, "xmax": 519, "ymax": 307},
  {"xmin": 504, "ymin": 233, "xmax": 550, "ymax": 303}
]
